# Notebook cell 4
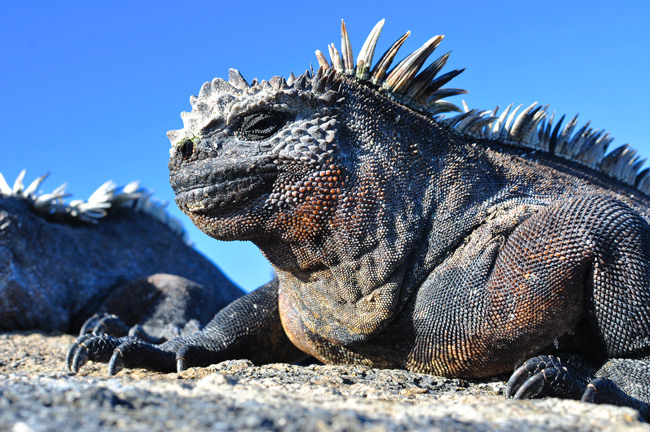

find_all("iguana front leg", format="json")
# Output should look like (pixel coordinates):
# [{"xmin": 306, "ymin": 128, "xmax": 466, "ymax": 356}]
[
  {"xmin": 489, "ymin": 195, "xmax": 650, "ymax": 416},
  {"xmin": 67, "ymin": 279, "xmax": 306, "ymax": 374}
]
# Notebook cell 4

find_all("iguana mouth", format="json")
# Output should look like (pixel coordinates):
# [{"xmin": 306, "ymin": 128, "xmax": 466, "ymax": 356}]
[{"xmin": 172, "ymin": 158, "xmax": 277, "ymax": 215}]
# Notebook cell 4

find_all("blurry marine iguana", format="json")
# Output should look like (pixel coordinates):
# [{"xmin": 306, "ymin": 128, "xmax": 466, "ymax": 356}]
[
  {"xmin": 67, "ymin": 20, "xmax": 650, "ymax": 416},
  {"xmin": 0, "ymin": 171, "xmax": 242, "ymax": 335}
]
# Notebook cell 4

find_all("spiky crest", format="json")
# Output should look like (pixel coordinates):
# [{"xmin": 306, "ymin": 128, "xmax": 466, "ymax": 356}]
[
  {"xmin": 0, "ymin": 170, "xmax": 187, "ymax": 241},
  {"xmin": 167, "ymin": 19, "xmax": 648, "ymax": 196},
  {"xmin": 316, "ymin": 19, "xmax": 648, "ymax": 195}
]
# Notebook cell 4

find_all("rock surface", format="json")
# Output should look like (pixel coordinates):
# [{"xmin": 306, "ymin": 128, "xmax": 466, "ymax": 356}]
[{"xmin": 0, "ymin": 332, "xmax": 647, "ymax": 431}]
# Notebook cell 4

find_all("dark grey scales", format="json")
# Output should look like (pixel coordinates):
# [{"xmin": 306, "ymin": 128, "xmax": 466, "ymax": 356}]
[
  {"xmin": 0, "ymin": 172, "xmax": 242, "ymax": 336},
  {"xmin": 66, "ymin": 20, "xmax": 650, "ymax": 417}
]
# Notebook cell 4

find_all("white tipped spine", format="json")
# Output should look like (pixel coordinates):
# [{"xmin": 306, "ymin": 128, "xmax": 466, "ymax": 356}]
[
  {"xmin": 0, "ymin": 170, "xmax": 188, "ymax": 242},
  {"xmin": 0, "ymin": 172, "xmax": 12, "ymax": 195},
  {"xmin": 356, "ymin": 19, "xmax": 385, "ymax": 78}
]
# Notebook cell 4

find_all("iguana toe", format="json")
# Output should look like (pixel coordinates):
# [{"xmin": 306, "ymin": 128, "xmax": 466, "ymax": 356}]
[
  {"xmin": 94, "ymin": 314, "xmax": 131, "ymax": 336},
  {"xmin": 102, "ymin": 339, "xmax": 178, "ymax": 373},
  {"xmin": 79, "ymin": 314, "xmax": 102, "ymax": 335},
  {"xmin": 581, "ymin": 377, "xmax": 642, "ymax": 407},
  {"xmin": 78, "ymin": 313, "xmax": 131, "ymax": 337},
  {"xmin": 581, "ymin": 378, "xmax": 608, "ymax": 403}
]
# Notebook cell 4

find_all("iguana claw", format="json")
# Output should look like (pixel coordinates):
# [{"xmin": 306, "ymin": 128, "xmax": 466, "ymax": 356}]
[
  {"xmin": 108, "ymin": 350, "xmax": 125, "ymax": 376},
  {"xmin": 70, "ymin": 344, "xmax": 89, "ymax": 374},
  {"xmin": 66, "ymin": 334, "xmax": 92, "ymax": 372},
  {"xmin": 506, "ymin": 355, "xmax": 594, "ymax": 401},
  {"xmin": 176, "ymin": 346, "xmax": 189, "ymax": 372},
  {"xmin": 509, "ymin": 369, "xmax": 548, "ymax": 399}
]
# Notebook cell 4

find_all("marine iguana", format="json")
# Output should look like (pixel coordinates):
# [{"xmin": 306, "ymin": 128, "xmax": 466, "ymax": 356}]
[
  {"xmin": 0, "ymin": 171, "xmax": 242, "ymax": 335},
  {"xmin": 67, "ymin": 20, "xmax": 650, "ymax": 416}
]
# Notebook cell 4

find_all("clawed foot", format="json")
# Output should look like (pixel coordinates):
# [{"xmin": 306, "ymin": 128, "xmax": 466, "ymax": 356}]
[
  {"xmin": 66, "ymin": 333, "xmax": 128, "ymax": 374},
  {"xmin": 507, "ymin": 354, "xmax": 624, "ymax": 404},
  {"xmin": 66, "ymin": 332, "xmax": 206, "ymax": 375}
]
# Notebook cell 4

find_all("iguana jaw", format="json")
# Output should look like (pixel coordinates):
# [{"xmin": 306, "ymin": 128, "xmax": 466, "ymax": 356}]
[{"xmin": 171, "ymin": 156, "xmax": 277, "ymax": 216}]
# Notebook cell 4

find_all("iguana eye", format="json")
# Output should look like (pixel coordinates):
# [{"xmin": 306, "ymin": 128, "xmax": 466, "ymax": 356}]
[
  {"xmin": 179, "ymin": 138, "xmax": 194, "ymax": 161},
  {"xmin": 236, "ymin": 111, "xmax": 289, "ymax": 141}
]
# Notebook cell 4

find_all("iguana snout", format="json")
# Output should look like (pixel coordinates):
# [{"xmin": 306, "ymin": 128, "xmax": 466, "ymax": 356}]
[{"xmin": 170, "ymin": 151, "xmax": 277, "ymax": 216}]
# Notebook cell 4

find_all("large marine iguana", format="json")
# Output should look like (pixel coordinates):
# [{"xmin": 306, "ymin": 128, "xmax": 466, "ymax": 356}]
[
  {"xmin": 67, "ymin": 20, "xmax": 650, "ymax": 416},
  {"xmin": 0, "ymin": 171, "xmax": 242, "ymax": 335}
]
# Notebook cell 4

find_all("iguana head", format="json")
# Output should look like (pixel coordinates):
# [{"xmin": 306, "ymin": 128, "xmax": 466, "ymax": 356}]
[
  {"xmin": 167, "ymin": 20, "xmax": 465, "ymax": 269},
  {"xmin": 167, "ymin": 67, "xmax": 343, "ymax": 243}
]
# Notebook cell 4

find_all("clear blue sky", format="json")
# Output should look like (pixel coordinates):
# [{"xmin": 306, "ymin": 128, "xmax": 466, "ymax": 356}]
[{"xmin": 2, "ymin": 1, "xmax": 649, "ymax": 292}]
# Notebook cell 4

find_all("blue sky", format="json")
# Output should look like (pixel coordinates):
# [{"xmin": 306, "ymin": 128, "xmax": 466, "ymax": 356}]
[{"xmin": 2, "ymin": 1, "xmax": 649, "ymax": 292}]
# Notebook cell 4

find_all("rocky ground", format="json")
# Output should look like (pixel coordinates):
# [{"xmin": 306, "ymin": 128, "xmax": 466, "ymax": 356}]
[{"xmin": 0, "ymin": 331, "xmax": 647, "ymax": 432}]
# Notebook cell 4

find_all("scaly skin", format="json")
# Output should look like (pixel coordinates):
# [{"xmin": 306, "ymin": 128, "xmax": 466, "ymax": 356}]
[{"xmin": 68, "ymin": 27, "xmax": 650, "ymax": 418}]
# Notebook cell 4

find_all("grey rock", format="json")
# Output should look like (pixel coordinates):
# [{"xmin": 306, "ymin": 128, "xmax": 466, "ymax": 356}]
[{"xmin": 0, "ymin": 332, "xmax": 647, "ymax": 431}]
